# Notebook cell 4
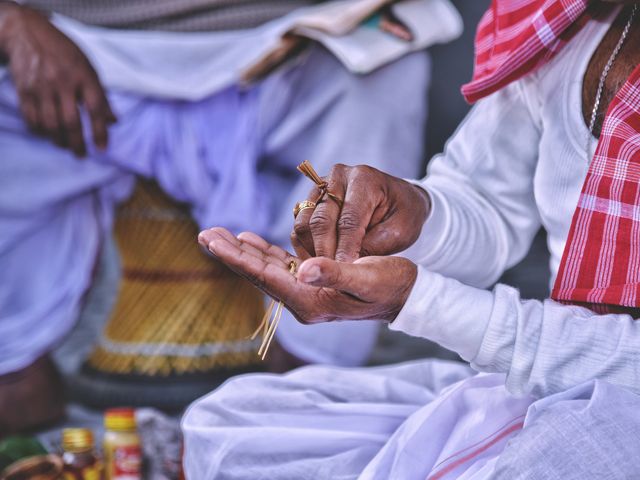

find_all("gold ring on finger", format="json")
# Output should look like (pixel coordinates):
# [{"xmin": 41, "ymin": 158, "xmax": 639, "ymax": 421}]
[{"xmin": 293, "ymin": 200, "xmax": 316, "ymax": 218}]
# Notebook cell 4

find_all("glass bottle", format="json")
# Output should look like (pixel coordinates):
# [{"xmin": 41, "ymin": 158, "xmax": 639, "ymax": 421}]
[
  {"xmin": 61, "ymin": 428, "xmax": 102, "ymax": 480},
  {"xmin": 103, "ymin": 408, "xmax": 142, "ymax": 480}
]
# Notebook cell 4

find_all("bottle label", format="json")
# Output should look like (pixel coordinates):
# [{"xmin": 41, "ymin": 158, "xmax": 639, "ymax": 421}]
[
  {"xmin": 63, "ymin": 464, "xmax": 101, "ymax": 480},
  {"xmin": 111, "ymin": 445, "xmax": 142, "ymax": 480}
]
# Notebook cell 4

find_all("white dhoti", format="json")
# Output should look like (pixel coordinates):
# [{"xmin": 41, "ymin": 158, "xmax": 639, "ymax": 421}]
[
  {"xmin": 182, "ymin": 360, "xmax": 640, "ymax": 479},
  {"xmin": 0, "ymin": 15, "xmax": 429, "ymax": 374}
]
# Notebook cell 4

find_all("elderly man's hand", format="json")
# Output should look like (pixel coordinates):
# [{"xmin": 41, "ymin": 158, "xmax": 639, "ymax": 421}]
[
  {"xmin": 0, "ymin": 2, "xmax": 116, "ymax": 157},
  {"xmin": 199, "ymin": 227, "xmax": 418, "ymax": 324},
  {"xmin": 292, "ymin": 164, "xmax": 430, "ymax": 262}
]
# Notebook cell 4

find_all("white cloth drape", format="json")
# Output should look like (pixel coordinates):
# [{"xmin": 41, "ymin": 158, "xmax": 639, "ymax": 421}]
[
  {"xmin": 0, "ymin": 33, "xmax": 429, "ymax": 372},
  {"xmin": 182, "ymin": 13, "xmax": 640, "ymax": 479}
]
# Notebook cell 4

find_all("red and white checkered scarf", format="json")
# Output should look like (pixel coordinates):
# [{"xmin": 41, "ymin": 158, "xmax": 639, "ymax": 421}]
[{"xmin": 462, "ymin": 0, "xmax": 640, "ymax": 310}]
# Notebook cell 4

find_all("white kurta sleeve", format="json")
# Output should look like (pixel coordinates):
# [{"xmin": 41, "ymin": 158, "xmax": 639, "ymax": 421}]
[
  {"xmin": 391, "ymin": 266, "xmax": 640, "ymax": 398},
  {"xmin": 401, "ymin": 80, "xmax": 543, "ymax": 288}
]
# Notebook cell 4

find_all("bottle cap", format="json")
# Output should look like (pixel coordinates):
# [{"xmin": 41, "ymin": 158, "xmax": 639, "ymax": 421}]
[
  {"xmin": 104, "ymin": 408, "xmax": 137, "ymax": 432},
  {"xmin": 62, "ymin": 429, "xmax": 94, "ymax": 453}
]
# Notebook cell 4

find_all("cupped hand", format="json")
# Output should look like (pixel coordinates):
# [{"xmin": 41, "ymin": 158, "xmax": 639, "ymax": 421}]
[
  {"xmin": 0, "ymin": 3, "xmax": 116, "ymax": 156},
  {"xmin": 199, "ymin": 227, "xmax": 418, "ymax": 324},
  {"xmin": 291, "ymin": 164, "xmax": 430, "ymax": 262}
]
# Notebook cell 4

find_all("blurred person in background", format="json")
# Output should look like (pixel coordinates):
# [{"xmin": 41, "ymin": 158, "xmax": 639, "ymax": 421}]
[
  {"xmin": 189, "ymin": 0, "xmax": 640, "ymax": 478},
  {"xmin": 0, "ymin": 0, "xmax": 442, "ymax": 433}
]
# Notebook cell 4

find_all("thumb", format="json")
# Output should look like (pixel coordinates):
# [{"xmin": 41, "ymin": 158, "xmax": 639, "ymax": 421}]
[{"xmin": 297, "ymin": 257, "xmax": 376, "ymax": 300}]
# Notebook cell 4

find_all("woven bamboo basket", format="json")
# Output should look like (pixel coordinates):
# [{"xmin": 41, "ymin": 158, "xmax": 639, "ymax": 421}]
[{"xmin": 71, "ymin": 181, "xmax": 265, "ymax": 409}]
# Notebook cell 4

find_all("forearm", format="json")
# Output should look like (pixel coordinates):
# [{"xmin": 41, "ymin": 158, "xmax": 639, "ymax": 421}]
[
  {"xmin": 400, "ymin": 176, "xmax": 517, "ymax": 288},
  {"xmin": 400, "ymin": 80, "xmax": 543, "ymax": 287},
  {"xmin": 392, "ymin": 266, "xmax": 640, "ymax": 397},
  {"xmin": 473, "ymin": 285, "xmax": 640, "ymax": 397}
]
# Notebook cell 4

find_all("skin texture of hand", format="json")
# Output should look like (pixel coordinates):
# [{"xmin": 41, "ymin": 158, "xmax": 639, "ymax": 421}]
[
  {"xmin": 198, "ymin": 227, "xmax": 418, "ymax": 324},
  {"xmin": 292, "ymin": 164, "xmax": 431, "ymax": 262},
  {"xmin": 0, "ymin": 2, "xmax": 116, "ymax": 156}
]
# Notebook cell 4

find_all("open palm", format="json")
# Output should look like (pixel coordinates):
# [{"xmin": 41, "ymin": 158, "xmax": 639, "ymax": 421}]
[{"xmin": 198, "ymin": 227, "xmax": 417, "ymax": 324}]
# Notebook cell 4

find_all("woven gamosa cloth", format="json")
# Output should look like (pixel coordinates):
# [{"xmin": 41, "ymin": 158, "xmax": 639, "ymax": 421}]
[{"xmin": 24, "ymin": 0, "xmax": 325, "ymax": 31}]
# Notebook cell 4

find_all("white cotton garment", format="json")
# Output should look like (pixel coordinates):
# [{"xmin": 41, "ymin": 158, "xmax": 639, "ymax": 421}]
[
  {"xmin": 0, "ymin": 44, "xmax": 429, "ymax": 374},
  {"xmin": 183, "ymin": 12, "xmax": 640, "ymax": 480},
  {"xmin": 12, "ymin": 0, "xmax": 459, "ymax": 101},
  {"xmin": 183, "ymin": 360, "xmax": 640, "ymax": 479},
  {"xmin": 394, "ymin": 9, "xmax": 640, "ymax": 398}
]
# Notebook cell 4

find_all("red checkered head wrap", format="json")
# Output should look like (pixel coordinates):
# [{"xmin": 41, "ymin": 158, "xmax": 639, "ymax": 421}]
[{"xmin": 461, "ymin": 0, "xmax": 640, "ymax": 310}]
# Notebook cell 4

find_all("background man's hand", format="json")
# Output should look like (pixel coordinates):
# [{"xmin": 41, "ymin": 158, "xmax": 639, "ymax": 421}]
[
  {"xmin": 0, "ymin": 2, "xmax": 116, "ymax": 156},
  {"xmin": 199, "ymin": 227, "xmax": 418, "ymax": 324},
  {"xmin": 292, "ymin": 164, "xmax": 430, "ymax": 262}
]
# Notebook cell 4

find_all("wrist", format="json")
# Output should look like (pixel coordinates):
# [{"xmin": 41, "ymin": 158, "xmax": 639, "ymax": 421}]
[
  {"xmin": 388, "ymin": 262, "xmax": 418, "ymax": 322},
  {"xmin": 389, "ymin": 267, "xmax": 491, "ymax": 361},
  {"xmin": 412, "ymin": 183, "xmax": 431, "ymax": 225}
]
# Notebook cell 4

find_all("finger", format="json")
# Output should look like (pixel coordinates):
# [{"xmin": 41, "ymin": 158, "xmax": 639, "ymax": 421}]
[
  {"xmin": 334, "ymin": 181, "xmax": 377, "ymax": 262},
  {"xmin": 235, "ymin": 232, "xmax": 293, "ymax": 269},
  {"xmin": 237, "ymin": 231, "xmax": 296, "ymax": 266},
  {"xmin": 81, "ymin": 80, "xmax": 111, "ymax": 150},
  {"xmin": 39, "ymin": 94, "xmax": 63, "ymax": 146},
  {"xmin": 292, "ymin": 186, "xmax": 321, "ymax": 257},
  {"xmin": 204, "ymin": 228, "xmax": 302, "ymax": 301},
  {"xmin": 18, "ymin": 93, "xmax": 39, "ymax": 132},
  {"xmin": 200, "ymin": 227, "xmax": 246, "ymax": 257},
  {"xmin": 104, "ymin": 96, "xmax": 118, "ymax": 124},
  {"xmin": 199, "ymin": 228, "xmax": 291, "ymax": 270},
  {"xmin": 309, "ymin": 197, "xmax": 340, "ymax": 259},
  {"xmin": 199, "ymin": 227, "xmax": 239, "ymax": 253},
  {"xmin": 308, "ymin": 173, "xmax": 347, "ymax": 258},
  {"xmin": 297, "ymin": 257, "xmax": 375, "ymax": 301},
  {"xmin": 290, "ymin": 233, "xmax": 311, "ymax": 262},
  {"xmin": 59, "ymin": 91, "xmax": 86, "ymax": 157},
  {"xmin": 299, "ymin": 255, "xmax": 418, "ymax": 307},
  {"xmin": 379, "ymin": 17, "xmax": 414, "ymax": 42}
]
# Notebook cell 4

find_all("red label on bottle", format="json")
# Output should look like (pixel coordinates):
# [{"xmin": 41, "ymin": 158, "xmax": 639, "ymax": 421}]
[{"xmin": 112, "ymin": 445, "xmax": 142, "ymax": 480}]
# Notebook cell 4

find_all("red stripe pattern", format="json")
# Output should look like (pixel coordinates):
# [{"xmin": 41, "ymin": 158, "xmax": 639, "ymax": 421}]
[
  {"xmin": 461, "ymin": 0, "xmax": 601, "ymax": 102},
  {"xmin": 462, "ymin": 1, "xmax": 640, "ymax": 310},
  {"xmin": 553, "ymin": 68, "xmax": 640, "ymax": 308}
]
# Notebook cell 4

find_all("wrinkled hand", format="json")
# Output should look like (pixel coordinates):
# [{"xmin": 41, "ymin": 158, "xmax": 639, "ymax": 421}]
[
  {"xmin": 199, "ymin": 227, "xmax": 418, "ymax": 324},
  {"xmin": 292, "ymin": 164, "xmax": 430, "ymax": 262},
  {"xmin": 0, "ymin": 2, "xmax": 116, "ymax": 156}
]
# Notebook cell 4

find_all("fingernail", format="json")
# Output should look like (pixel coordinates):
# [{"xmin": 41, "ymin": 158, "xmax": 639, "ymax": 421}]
[{"xmin": 300, "ymin": 264, "xmax": 321, "ymax": 283}]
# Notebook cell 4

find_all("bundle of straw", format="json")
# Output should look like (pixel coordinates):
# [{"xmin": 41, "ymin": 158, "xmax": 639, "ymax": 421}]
[{"xmin": 75, "ymin": 181, "xmax": 265, "ymax": 407}]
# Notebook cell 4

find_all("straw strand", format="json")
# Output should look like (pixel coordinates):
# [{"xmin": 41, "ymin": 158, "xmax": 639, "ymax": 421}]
[{"xmin": 297, "ymin": 160, "xmax": 343, "ymax": 207}]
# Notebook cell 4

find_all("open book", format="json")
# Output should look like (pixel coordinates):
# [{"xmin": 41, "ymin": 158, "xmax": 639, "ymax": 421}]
[{"xmin": 241, "ymin": 0, "xmax": 462, "ymax": 83}]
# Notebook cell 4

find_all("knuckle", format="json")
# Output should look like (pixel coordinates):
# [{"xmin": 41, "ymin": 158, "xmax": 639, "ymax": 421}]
[
  {"xmin": 337, "ymin": 211, "xmax": 363, "ymax": 232},
  {"xmin": 329, "ymin": 163, "xmax": 347, "ymax": 179},
  {"xmin": 43, "ymin": 69, "xmax": 58, "ymax": 84},
  {"xmin": 293, "ymin": 221, "xmax": 310, "ymax": 237},
  {"xmin": 353, "ymin": 164, "xmax": 376, "ymax": 179},
  {"xmin": 309, "ymin": 211, "xmax": 333, "ymax": 235}
]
